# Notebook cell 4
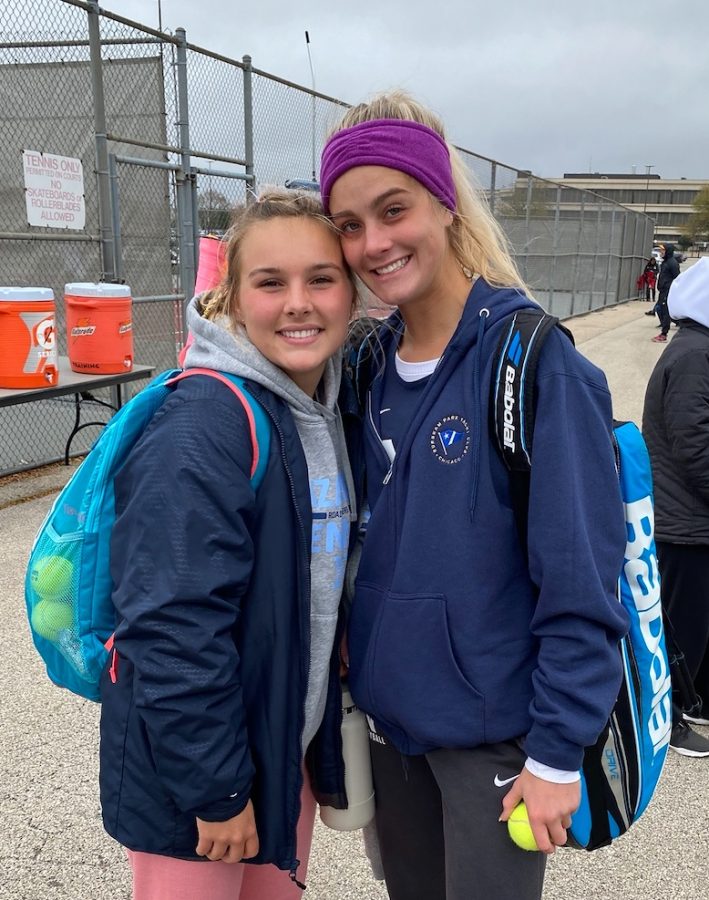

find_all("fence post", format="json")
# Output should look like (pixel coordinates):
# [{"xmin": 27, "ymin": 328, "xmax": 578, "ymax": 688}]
[
  {"xmin": 603, "ymin": 208, "xmax": 616, "ymax": 307},
  {"xmin": 570, "ymin": 192, "xmax": 586, "ymax": 316},
  {"xmin": 523, "ymin": 175, "xmax": 533, "ymax": 283},
  {"xmin": 175, "ymin": 27, "xmax": 196, "ymax": 304},
  {"xmin": 627, "ymin": 213, "xmax": 639, "ymax": 301},
  {"xmin": 107, "ymin": 154, "xmax": 124, "ymax": 283},
  {"xmin": 489, "ymin": 162, "xmax": 496, "ymax": 215},
  {"xmin": 616, "ymin": 212, "xmax": 628, "ymax": 307},
  {"xmin": 548, "ymin": 185, "xmax": 561, "ymax": 314},
  {"xmin": 243, "ymin": 55, "xmax": 255, "ymax": 201},
  {"xmin": 191, "ymin": 177, "xmax": 200, "ymax": 260},
  {"xmin": 592, "ymin": 202, "xmax": 603, "ymax": 310},
  {"xmin": 86, "ymin": 0, "xmax": 116, "ymax": 281}
]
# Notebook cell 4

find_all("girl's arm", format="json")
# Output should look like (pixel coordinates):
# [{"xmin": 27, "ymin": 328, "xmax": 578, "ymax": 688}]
[{"xmin": 110, "ymin": 382, "xmax": 260, "ymax": 824}]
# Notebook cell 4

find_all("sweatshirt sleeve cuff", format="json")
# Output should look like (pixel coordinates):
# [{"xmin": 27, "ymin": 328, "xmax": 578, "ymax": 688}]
[
  {"xmin": 525, "ymin": 757, "xmax": 580, "ymax": 784},
  {"xmin": 191, "ymin": 790, "xmax": 250, "ymax": 822}
]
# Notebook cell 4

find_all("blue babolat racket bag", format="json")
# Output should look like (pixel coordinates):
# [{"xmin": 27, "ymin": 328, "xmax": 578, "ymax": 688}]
[{"xmin": 492, "ymin": 310, "xmax": 670, "ymax": 850}]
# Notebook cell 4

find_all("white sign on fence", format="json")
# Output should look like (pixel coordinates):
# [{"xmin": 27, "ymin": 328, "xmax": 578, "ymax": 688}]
[{"xmin": 22, "ymin": 150, "xmax": 86, "ymax": 230}]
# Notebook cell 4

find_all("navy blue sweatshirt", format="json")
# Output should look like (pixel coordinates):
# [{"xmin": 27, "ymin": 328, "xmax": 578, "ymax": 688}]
[{"xmin": 348, "ymin": 279, "xmax": 629, "ymax": 772}]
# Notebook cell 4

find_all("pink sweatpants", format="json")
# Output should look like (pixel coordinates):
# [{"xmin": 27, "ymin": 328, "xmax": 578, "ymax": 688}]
[{"xmin": 126, "ymin": 777, "xmax": 317, "ymax": 900}]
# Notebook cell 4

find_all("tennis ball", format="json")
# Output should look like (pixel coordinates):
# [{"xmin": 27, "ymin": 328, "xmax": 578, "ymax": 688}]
[
  {"xmin": 31, "ymin": 600, "xmax": 73, "ymax": 642},
  {"xmin": 507, "ymin": 802, "xmax": 539, "ymax": 851},
  {"xmin": 30, "ymin": 555, "xmax": 74, "ymax": 600}
]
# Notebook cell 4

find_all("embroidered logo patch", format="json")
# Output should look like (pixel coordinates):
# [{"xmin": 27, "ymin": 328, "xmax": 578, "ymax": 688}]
[{"xmin": 430, "ymin": 415, "xmax": 470, "ymax": 465}]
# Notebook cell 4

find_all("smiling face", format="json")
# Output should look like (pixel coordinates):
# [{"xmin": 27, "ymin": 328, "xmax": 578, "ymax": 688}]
[
  {"xmin": 235, "ymin": 217, "xmax": 354, "ymax": 396},
  {"xmin": 328, "ymin": 166, "xmax": 464, "ymax": 314}
]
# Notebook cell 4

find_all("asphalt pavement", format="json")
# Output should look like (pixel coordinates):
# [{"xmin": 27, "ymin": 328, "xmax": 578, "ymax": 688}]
[{"xmin": 1, "ymin": 292, "xmax": 708, "ymax": 899}]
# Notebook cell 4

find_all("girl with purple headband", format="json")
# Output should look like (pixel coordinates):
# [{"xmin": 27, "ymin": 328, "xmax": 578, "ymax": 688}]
[{"xmin": 321, "ymin": 92, "xmax": 628, "ymax": 900}]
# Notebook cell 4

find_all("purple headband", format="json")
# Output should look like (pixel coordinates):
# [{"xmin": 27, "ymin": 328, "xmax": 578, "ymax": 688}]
[{"xmin": 320, "ymin": 118, "xmax": 456, "ymax": 214}]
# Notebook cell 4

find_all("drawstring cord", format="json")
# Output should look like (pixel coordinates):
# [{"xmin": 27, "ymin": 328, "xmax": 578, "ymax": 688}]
[{"xmin": 289, "ymin": 864, "xmax": 307, "ymax": 890}]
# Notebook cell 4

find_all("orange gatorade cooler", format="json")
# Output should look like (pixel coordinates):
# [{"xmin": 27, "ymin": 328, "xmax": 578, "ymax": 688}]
[
  {"xmin": 0, "ymin": 287, "xmax": 58, "ymax": 388},
  {"xmin": 65, "ymin": 282, "xmax": 133, "ymax": 374}
]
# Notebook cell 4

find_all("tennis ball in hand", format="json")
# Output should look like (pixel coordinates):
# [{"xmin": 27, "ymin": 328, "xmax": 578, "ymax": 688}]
[
  {"xmin": 31, "ymin": 555, "xmax": 74, "ymax": 600},
  {"xmin": 507, "ymin": 802, "xmax": 539, "ymax": 851},
  {"xmin": 31, "ymin": 600, "xmax": 73, "ymax": 642}
]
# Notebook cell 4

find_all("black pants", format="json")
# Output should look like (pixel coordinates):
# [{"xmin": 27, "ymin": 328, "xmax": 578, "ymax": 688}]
[
  {"xmin": 657, "ymin": 541, "xmax": 709, "ymax": 714},
  {"xmin": 368, "ymin": 728, "xmax": 545, "ymax": 900},
  {"xmin": 657, "ymin": 290, "xmax": 671, "ymax": 335}
]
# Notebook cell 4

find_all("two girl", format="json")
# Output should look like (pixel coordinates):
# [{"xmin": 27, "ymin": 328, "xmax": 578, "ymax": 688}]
[
  {"xmin": 320, "ymin": 92, "xmax": 629, "ymax": 900},
  {"xmin": 99, "ymin": 190, "xmax": 361, "ymax": 900},
  {"xmin": 98, "ymin": 92, "xmax": 630, "ymax": 900}
]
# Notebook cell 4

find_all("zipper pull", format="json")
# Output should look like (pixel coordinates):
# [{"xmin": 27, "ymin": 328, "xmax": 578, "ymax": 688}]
[{"xmin": 289, "ymin": 865, "xmax": 307, "ymax": 890}]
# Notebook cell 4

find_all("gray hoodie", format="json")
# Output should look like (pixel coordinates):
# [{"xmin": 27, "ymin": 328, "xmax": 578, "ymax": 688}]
[{"xmin": 183, "ymin": 297, "xmax": 356, "ymax": 752}]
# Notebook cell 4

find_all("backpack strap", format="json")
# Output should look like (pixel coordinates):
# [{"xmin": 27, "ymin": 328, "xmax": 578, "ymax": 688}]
[
  {"xmin": 344, "ymin": 316, "xmax": 390, "ymax": 411},
  {"xmin": 102, "ymin": 369, "xmax": 271, "ymax": 668},
  {"xmin": 492, "ymin": 309, "xmax": 574, "ymax": 472},
  {"xmin": 168, "ymin": 368, "xmax": 271, "ymax": 490},
  {"xmin": 491, "ymin": 309, "xmax": 574, "ymax": 543}
]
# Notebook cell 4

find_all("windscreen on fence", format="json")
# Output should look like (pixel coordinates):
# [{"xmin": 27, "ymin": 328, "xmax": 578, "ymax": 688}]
[{"xmin": 0, "ymin": 0, "xmax": 653, "ymax": 475}]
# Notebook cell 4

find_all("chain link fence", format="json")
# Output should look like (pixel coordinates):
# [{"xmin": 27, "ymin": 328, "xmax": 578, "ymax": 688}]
[{"xmin": 0, "ymin": 0, "xmax": 652, "ymax": 475}]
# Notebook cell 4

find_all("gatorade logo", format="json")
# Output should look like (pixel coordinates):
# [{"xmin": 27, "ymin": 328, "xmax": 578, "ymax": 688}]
[
  {"xmin": 624, "ymin": 495, "xmax": 672, "ymax": 755},
  {"xmin": 71, "ymin": 325, "xmax": 96, "ymax": 337},
  {"xmin": 33, "ymin": 316, "xmax": 55, "ymax": 352},
  {"xmin": 118, "ymin": 322, "xmax": 132, "ymax": 335}
]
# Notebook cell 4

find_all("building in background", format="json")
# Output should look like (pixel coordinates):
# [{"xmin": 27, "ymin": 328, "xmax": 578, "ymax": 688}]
[{"xmin": 554, "ymin": 174, "xmax": 708, "ymax": 245}]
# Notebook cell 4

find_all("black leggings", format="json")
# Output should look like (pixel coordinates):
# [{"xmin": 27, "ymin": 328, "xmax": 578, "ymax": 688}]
[{"xmin": 657, "ymin": 541, "xmax": 709, "ymax": 711}]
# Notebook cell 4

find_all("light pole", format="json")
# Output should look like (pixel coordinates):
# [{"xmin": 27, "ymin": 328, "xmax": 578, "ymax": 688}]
[{"xmin": 643, "ymin": 164, "xmax": 654, "ymax": 215}]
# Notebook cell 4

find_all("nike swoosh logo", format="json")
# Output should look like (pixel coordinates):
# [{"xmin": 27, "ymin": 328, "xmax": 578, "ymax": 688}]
[{"xmin": 494, "ymin": 773, "xmax": 520, "ymax": 787}]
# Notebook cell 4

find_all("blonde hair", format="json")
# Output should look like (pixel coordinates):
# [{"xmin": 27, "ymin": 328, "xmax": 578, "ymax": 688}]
[
  {"xmin": 199, "ymin": 188, "xmax": 357, "ymax": 322},
  {"xmin": 331, "ymin": 91, "xmax": 528, "ymax": 293}
]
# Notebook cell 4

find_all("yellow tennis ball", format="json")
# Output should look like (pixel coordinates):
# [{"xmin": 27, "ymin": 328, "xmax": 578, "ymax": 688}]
[
  {"xmin": 31, "ymin": 555, "xmax": 74, "ymax": 600},
  {"xmin": 507, "ymin": 802, "xmax": 539, "ymax": 851},
  {"xmin": 31, "ymin": 600, "xmax": 74, "ymax": 642}
]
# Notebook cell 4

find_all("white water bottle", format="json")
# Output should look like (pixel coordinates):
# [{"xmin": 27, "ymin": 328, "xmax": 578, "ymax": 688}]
[{"xmin": 320, "ymin": 685, "xmax": 375, "ymax": 831}]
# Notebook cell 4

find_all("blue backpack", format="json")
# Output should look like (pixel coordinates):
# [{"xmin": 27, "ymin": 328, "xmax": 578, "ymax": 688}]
[
  {"xmin": 492, "ymin": 309, "xmax": 671, "ymax": 851},
  {"xmin": 25, "ymin": 368, "xmax": 271, "ymax": 702}
]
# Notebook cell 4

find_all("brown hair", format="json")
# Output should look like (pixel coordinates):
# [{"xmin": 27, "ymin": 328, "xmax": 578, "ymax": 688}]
[{"xmin": 199, "ymin": 188, "xmax": 357, "ymax": 323}]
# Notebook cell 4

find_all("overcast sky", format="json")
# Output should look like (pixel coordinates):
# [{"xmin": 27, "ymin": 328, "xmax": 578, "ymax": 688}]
[{"xmin": 104, "ymin": 0, "xmax": 709, "ymax": 180}]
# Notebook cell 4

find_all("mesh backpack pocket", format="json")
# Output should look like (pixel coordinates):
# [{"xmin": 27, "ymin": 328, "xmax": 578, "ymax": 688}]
[{"xmin": 25, "ymin": 369, "xmax": 270, "ymax": 701}]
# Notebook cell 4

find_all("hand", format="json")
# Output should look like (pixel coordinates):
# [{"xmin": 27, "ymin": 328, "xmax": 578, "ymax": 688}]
[
  {"xmin": 195, "ymin": 800, "xmax": 259, "ymax": 864},
  {"xmin": 499, "ymin": 767, "xmax": 580, "ymax": 855}
]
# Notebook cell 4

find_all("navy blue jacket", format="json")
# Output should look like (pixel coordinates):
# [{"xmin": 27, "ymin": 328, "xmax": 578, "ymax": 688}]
[
  {"xmin": 349, "ymin": 279, "xmax": 629, "ymax": 771},
  {"xmin": 658, "ymin": 245, "xmax": 680, "ymax": 296},
  {"xmin": 99, "ymin": 374, "xmax": 362, "ymax": 873}
]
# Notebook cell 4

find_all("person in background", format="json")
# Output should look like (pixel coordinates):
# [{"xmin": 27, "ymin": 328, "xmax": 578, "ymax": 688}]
[
  {"xmin": 651, "ymin": 243, "xmax": 681, "ymax": 342},
  {"xmin": 644, "ymin": 255, "xmax": 658, "ymax": 302},
  {"xmin": 643, "ymin": 258, "xmax": 709, "ymax": 758},
  {"xmin": 99, "ymin": 189, "xmax": 362, "ymax": 900},
  {"xmin": 320, "ymin": 90, "xmax": 629, "ymax": 900}
]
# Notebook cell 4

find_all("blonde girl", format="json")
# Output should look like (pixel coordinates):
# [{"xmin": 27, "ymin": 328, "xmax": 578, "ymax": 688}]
[{"xmin": 320, "ymin": 93, "xmax": 629, "ymax": 900}]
